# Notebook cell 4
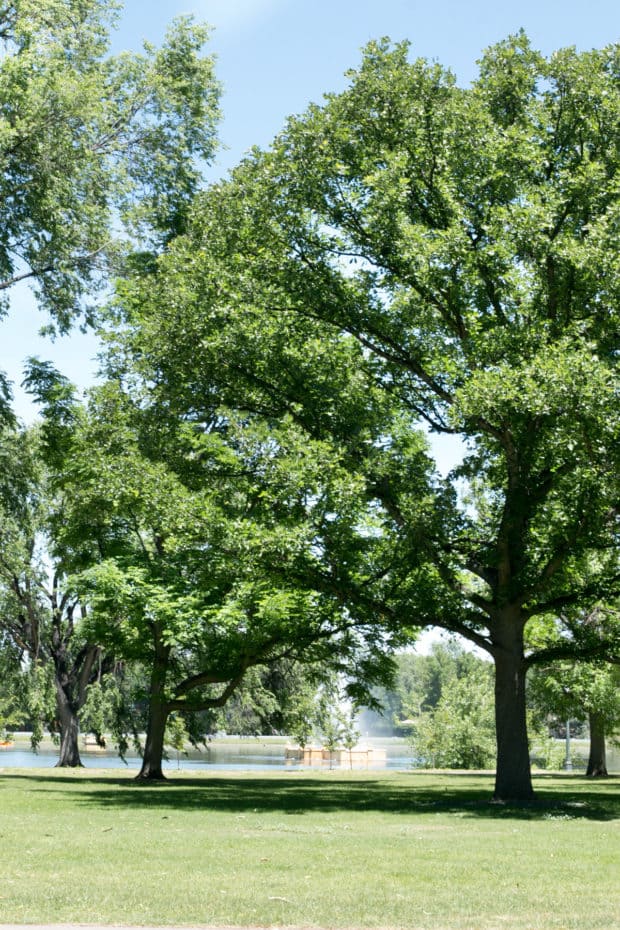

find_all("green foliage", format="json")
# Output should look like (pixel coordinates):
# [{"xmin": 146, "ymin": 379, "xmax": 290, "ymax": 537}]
[
  {"xmin": 33, "ymin": 370, "xmax": 398, "ymax": 776},
  {"xmin": 340, "ymin": 705, "xmax": 360, "ymax": 754},
  {"xmin": 164, "ymin": 714, "xmax": 189, "ymax": 767},
  {"xmin": 285, "ymin": 682, "xmax": 322, "ymax": 750},
  {"xmin": 0, "ymin": 418, "xmax": 116, "ymax": 766},
  {"xmin": 529, "ymin": 728, "xmax": 568, "ymax": 772},
  {"xmin": 284, "ymin": 679, "xmax": 362, "ymax": 765},
  {"xmin": 117, "ymin": 32, "xmax": 620, "ymax": 796},
  {"xmin": 412, "ymin": 669, "xmax": 496, "ymax": 769},
  {"xmin": 0, "ymin": 694, "xmax": 24, "ymax": 738},
  {"xmin": 111, "ymin": 35, "xmax": 618, "ymax": 651},
  {"xmin": 23, "ymin": 660, "xmax": 56, "ymax": 751},
  {"xmin": 0, "ymin": 0, "xmax": 220, "ymax": 329},
  {"xmin": 79, "ymin": 666, "xmax": 148, "ymax": 759},
  {"xmin": 308, "ymin": 684, "xmax": 359, "ymax": 768},
  {"xmin": 378, "ymin": 643, "xmax": 496, "ymax": 769},
  {"xmin": 209, "ymin": 668, "xmax": 279, "ymax": 736},
  {"xmin": 529, "ymin": 658, "xmax": 620, "ymax": 736},
  {"xmin": 372, "ymin": 642, "xmax": 489, "ymax": 725},
  {"xmin": 317, "ymin": 707, "xmax": 343, "ymax": 766},
  {"xmin": 208, "ymin": 662, "xmax": 320, "ymax": 737},
  {"xmin": 0, "ymin": 0, "xmax": 222, "ymax": 762},
  {"xmin": 79, "ymin": 677, "xmax": 113, "ymax": 746},
  {"xmin": 9, "ymin": 27, "xmax": 616, "ymax": 794}
]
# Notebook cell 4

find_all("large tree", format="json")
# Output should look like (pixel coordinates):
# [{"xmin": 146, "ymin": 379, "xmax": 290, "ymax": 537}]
[
  {"xmin": 46, "ymin": 379, "xmax": 399, "ymax": 779},
  {"xmin": 109, "ymin": 34, "xmax": 620, "ymax": 799}
]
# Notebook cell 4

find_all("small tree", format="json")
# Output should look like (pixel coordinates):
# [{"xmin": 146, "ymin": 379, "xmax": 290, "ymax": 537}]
[
  {"xmin": 340, "ymin": 704, "xmax": 360, "ymax": 770},
  {"xmin": 286, "ymin": 692, "xmax": 320, "ymax": 754},
  {"xmin": 411, "ymin": 664, "xmax": 496, "ymax": 770},
  {"xmin": 529, "ymin": 660, "xmax": 620, "ymax": 777},
  {"xmin": 316, "ymin": 692, "xmax": 344, "ymax": 770},
  {"xmin": 314, "ymin": 683, "xmax": 361, "ymax": 769}
]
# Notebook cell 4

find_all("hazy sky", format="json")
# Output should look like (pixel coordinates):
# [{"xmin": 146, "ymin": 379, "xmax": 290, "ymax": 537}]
[{"xmin": 3, "ymin": 0, "xmax": 620, "ymax": 431}]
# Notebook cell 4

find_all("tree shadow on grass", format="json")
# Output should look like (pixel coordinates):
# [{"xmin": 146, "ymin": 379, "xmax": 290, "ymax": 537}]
[{"xmin": 3, "ymin": 770, "xmax": 619, "ymax": 821}]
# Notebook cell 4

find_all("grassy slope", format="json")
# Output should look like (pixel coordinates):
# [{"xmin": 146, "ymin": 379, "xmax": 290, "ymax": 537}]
[{"xmin": 0, "ymin": 769, "xmax": 618, "ymax": 929}]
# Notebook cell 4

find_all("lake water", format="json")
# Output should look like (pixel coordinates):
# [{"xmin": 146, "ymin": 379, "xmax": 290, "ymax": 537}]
[
  {"xmin": 1, "ymin": 738, "xmax": 616, "ymax": 773},
  {"xmin": 0, "ymin": 739, "xmax": 414, "ymax": 772}
]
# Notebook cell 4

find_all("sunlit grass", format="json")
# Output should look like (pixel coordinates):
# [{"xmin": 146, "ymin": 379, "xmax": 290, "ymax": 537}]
[{"xmin": 0, "ymin": 769, "xmax": 618, "ymax": 929}]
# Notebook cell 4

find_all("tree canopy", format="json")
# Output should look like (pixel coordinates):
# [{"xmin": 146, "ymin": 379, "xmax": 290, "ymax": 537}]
[
  {"xmin": 35, "ymin": 373, "xmax": 398, "ymax": 777},
  {"xmin": 529, "ymin": 654, "xmax": 620, "ymax": 776},
  {"xmin": 0, "ymin": 0, "xmax": 220, "ymax": 332},
  {"xmin": 0, "ymin": 0, "xmax": 221, "ymax": 766},
  {"xmin": 1, "ymin": 14, "xmax": 619, "ymax": 794},
  {"xmin": 106, "ymin": 32, "xmax": 620, "ymax": 798}
]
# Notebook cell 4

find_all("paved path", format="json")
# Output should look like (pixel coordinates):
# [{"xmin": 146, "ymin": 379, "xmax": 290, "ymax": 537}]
[
  {"xmin": 0, "ymin": 923, "xmax": 302, "ymax": 930},
  {"xmin": 0, "ymin": 923, "xmax": 280, "ymax": 930},
  {"xmin": 0, "ymin": 923, "xmax": 276, "ymax": 930}
]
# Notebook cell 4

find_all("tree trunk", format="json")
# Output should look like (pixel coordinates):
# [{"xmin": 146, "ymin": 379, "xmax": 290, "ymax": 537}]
[
  {"xmin": 55, "ymin": 680, "xmax": 83, "ymax": 768},
  {"xmin": 136, "ymin": 650, "xmax": 170, "ymax": 781},
  {"xmin": 586, "ymin": 711, "xmax": 608, "ymax": 777},
  {"xmin": 492, "ymin": 623, "xmax": 534, "ymax": 801}
]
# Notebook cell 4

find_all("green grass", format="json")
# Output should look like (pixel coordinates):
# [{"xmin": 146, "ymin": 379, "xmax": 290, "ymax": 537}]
[{"xmin": 0, "ymin": 769, "xmax": 618, "ymax": 929}]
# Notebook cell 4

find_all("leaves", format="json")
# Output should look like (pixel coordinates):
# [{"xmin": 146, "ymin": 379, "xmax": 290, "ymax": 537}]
[{"xmin": 0, "ymin": 0, "xmax": 220, "ymax": 328}]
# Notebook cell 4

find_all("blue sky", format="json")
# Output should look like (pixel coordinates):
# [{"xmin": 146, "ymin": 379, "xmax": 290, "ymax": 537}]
[{"xmin": 3, "ymin": 0, "xmax": 620, "ymax": 432}]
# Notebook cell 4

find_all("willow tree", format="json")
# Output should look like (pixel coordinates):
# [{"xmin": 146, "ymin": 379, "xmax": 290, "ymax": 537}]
[{"xmin": 106, "ymin": 34, "xmax": 620, "ymax": 799}]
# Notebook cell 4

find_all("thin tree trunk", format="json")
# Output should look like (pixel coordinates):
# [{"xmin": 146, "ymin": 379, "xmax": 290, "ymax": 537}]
[
  {"xmin": 586, "ymin": 711, "xmax": 608, "ymax": 777},
  {"xmin": 136, "ymin": 650, "xmax": 170, "ymax": 781},
  {"xmin": 492, "ymin": 622, "xmax": 534, "ymax": 801},
  {"xmin": 55, "ymin": 680, "xmax": 83, "ymax": 768}
]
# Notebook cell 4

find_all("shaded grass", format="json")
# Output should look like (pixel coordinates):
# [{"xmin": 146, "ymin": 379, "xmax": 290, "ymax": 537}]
[{"xmin": 0, "ymin": 769, "xmax": 618, "ymax": 929}]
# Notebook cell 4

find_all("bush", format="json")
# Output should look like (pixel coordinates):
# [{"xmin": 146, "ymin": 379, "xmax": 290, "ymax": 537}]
[{"xmin": 410, "ymin": 670, "xmax": 496, "ymax": 769}]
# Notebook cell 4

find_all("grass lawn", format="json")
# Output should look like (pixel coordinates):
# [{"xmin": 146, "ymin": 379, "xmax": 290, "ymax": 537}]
[{"xmin": 0, "ymin": 769, "xmax": 618, "ymax": 929}]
